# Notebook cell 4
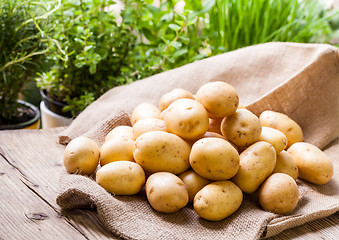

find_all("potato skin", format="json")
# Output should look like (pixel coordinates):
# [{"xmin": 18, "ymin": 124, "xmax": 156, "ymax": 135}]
[
  {"xmin": 159, "ymin": 88, "xmax": 194, "ymax": 111},
  {"xmin": 208, "ymin": 118, "xmax": 223, "ymax": 135},
  {"xmin": 131, "ymin": 103, "xmax": 161, "ymax": 125},
  {"xmin": 105, "ymin": 125, "xmax": 134, "ymax": 142},
  {"xmin": 133, "ymin": 131, "xmax": 191, "ymax": 174},
  {"xmin": 100, "ymin": 137, "xmax": 135, "ymax": 166},
  {"xmin": 273, "ymin": 150, "xmax": 299, "ymax": 180},
  {"xmin": 189, "ymin": 138, "xmax": 240, "ymax": 181},
  {"xmin": 146, "ymin": 172, "xmax": 189, "ymax": 213},
  {"xmin": 259, "ymin": 110, "xmax": 303, "ymax": 148},
  {"xmin": 132, "ymin": 118, "xmax": 167, "ymax": 140},
  {"xmin": 221, "ymin": 109, "xmax": 262, "ymax": 147},
  {"xmin": 194, "ymin": 181, "xmax": 243, "ymax": 221},
  {"xmin": 232, "ymin": 141, "xmax": 276, "ymax": 193},
  {"xmin": 63, "ymin": 136, "xmax": 100, "ymax": 175},
  {"xmin": 96, "ymin": 161, "xmax": 145, "ymax": 195},
  {"xmin": 287, "ymin": 142, "xmax": 333, "ymax": 184},
  {"xmin": 164, "ymin": 99, "xmax": 209, "ymax": 141},
  {"xmin": 259, "ymin": 127, "xmax": 287, "ymax": 153},
  {"xmin": 196, "ymin": 81, "xmax": 239, "ymax": 118},
  {"xmin": 259, "ymin": 173, "xmax": 299, "ymax": 214}
]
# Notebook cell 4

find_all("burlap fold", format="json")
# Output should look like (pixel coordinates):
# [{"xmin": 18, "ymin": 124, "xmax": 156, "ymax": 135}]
[{"xmin": 56, "ymin": 42, "xmax": 339, "ymax": 239}]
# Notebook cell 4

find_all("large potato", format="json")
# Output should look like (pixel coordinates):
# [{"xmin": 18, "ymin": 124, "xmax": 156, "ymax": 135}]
[
  {"xmin": 273, "ymin": 150, "xmax": 299, "ymax": 180},
  {"xmin": 259, "ymin": 110, "xmax": 303, "ymax": 148},
  {"xmin": 259, "ymin": 127, "xmax": 287, "ymax": 153},
  {"xmin": 159, "ymin": 88, "xmax": 194, "ymax": 111},
  {"xmin": 287, "ymin": 142, "xmax": 333, "ymax": 184},
  {"xmin": 100, "ymin": 137, "xmax": 134, "ymax": 166},
  {"xmin": 105, "ymin": 125, "xmax": 134, "ymax": 142},
  {"xmin": 63, "ymin": 136, "xmax": 100, "ymax": 175},
  {"xmin": 232, "ymin": 141, "xmax": 276, "ymax": 193},
  {"xmin": 259, "ymin": 173, "xmax": 299, "ymax": 214},
  {"xmin": 178, "ymin": 170, "xmax": 212, "ymax": 203},
  {"xmin": 132, "ymin": 118, "xmax": 167, "ymax": 140},
  {"xmin": 194, "ymin": 181, "xmax": 243, "ymax": 221},
  {"xmin": 131, "ymin": 103, "xmax": 161, "ymax": 125},
  {"xmin": 196, "ymin": 81, "xmax": 239, "ymax": 118},
  {"xmin": 189, "ymin": 138, "xmax": 240, "ymax": 181},
  {"xmin": 221, "ymin": 109, "xmax": 262, "ymax": 147},
  {"xmin": 146, "ymin": 172, "xmax": 189, "ymax": 213},
  {"xmin": 164, "ymin": 98, "xmax": 209, "ymax": 141},
  {"xmin": 133, "ymin": 131, "xmax": 191, "ymax": 174},
  {"xmin": 96, "ymin": 161, "xmax": 145, "ymax": 195}
]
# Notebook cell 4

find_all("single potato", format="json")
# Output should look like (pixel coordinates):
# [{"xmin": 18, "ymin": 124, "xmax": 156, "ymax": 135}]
[
  {"xmin": 96, "ymin": 161, "xmax": 145, "ymax": 195},
  {"xmin": 273, "ymin": 150, "xmax": 299, "ymax": 180},
  {"xmin": 178, "ymin": 169, "xmax": 212, "ymax": 203},
  {"xmin": 164, "ymin": 98, "xmax": 209, "ymax": 141},
  {"xmin": 132, "ymin": 118, "xmax": 167, "ymax": 140},
  {"xmin": 159, "ymin": 88, "xmax": 195, "ymax": 111},
  {"xmin": 259, "ymin": 173, "xmax": 299, "ymax": 214},
  {"xmin": 232, "ymin": 141, "xmax": 276, "ymax": 193},
  {"xmin": 131, "ymin": 103, "xmax": 161, "ymax": 125},
  {"xmin": 287, "ymin": 142, "xmax": 333, "ymax": 184},
  {"xmin": 259, "ymin": 110, "xmax": 303, "ymax": 148},
  {"xmin": 189, "ymin": 138, "xmax": 240, "ymax": 181},
  {"xmin": 63, "ymin": 136, "xmax": 100, "ymax": 175},
  {"xmin": 133, "ymin": 131, "xmax": 191, "ymax": 174},
  {"xmin": 194, "ymin": 181, "xmax": 243, "ymax": 221},
  {"xmin": 196, "ymin": 81, "xmax": 239, "ymax": 118},
  {"xmin": 105, "ymin": 125, "xmax": 134, "ymax": 142},
  {"xmin": 146, "ymin": 172, "xmax": 189, "ymax": 213},
  {"xmin": 221, "ymin": 109, "xmax": 262, "ymax": 147},
  {"xmin": 100, "ymin": 137, "xmax": 134, "ymax": 166},
  {"xmin": 208, "ymin": 118, "xmax": 223, "ymax": 135},
  {"xmin": 259, "ymin": 127, "xmax": 287, "ymax": 153}
]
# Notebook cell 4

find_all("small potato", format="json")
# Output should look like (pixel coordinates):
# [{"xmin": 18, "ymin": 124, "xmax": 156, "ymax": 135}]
[
  {"xmin": 96, "ymin": 161, "xmax": 145, "ymax": 195},
  {"xmin": 232, "ymin": 141, "xmax": 276, "ymax": 193},
  {"xmin": 273, "ymin": 150, "xmax": 299, "ymax": 180},
  {"xmin": 100, "ymin": 137, "xmax": 134, "ymax": 166},
  {"xmin": 146, "ymin": 172, "xmax": 189, "ymax": 213},
  {"xmin": 221, "ymin": 109, "xmax": 262, "ymax": 147},
  {"xmin": 259, "ymin": 127, "xmax": 287, "ymax": 153},
  {"xmin": 159, "ymin": 88, "xmax": 195, "ymax": 111},
  {"xmin": 287, "ymin": 142, "xmax": 333, "ymax": 185},
  {"xmin": 164, "ymin": 99, "xmax": 209, "ymax": 141},
  {"xmin": 132, "ymin": 118, "xmax": 167, "ymax": 140},
  {"xmin": 189, "ymin": 138, "xmax": 240, "ymax": 181},
  {"xmin": 259, "ymin": 173, "xmax": 299, "ymax": 214},
  {"xmin": 178, "ymin": 170, "xmax": 212, "ymax": 203},
  {"xmin": 105, "ymin": 125, "xmax": 133, "ymax": 142},
  {"xmin": 196, "ymin": 81, "xmax": 239, "ymax": 118},
  {"xmin": 194, "ymin": 181, "xmax": 243, "ymax": 221},
  {"xmin": 208, "ymin": 118, "xmax": 223, "ymax": 135},
  {"xmin": 259, "ymin": 110, "xmax": 303, "ymax": 148},
  {"xmin": 131, "ymin": 103, "xmax": 161, "ymax": 125},
  {"xmin": 133, "ymin": 131, "xmax": 191, "ymax": 174},
  {"xmin": 63, "ymin": 136, "xmax": 100, "ymax": 175}
]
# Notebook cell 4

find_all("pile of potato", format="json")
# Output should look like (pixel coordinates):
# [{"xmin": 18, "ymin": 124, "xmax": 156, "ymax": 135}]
[{"xmin": 63, "ymin": 81, "xmax": 334, "ymax": 221}]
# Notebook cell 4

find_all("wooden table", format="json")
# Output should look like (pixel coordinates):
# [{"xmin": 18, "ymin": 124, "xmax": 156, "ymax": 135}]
[{"xmin": 0, "ymin": 128, "xmax": 338, "ymax": 239}]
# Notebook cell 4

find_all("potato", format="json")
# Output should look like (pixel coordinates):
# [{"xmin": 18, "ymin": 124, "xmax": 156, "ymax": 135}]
[
  {"xmin": 159, "ymin": 88, "xmax": 195, "ymax": 111},
  {"xmin": 273, "ymin": 150, "xmax": 299, "ymax": 180},
  {"xmin": 96, "ymin": 161, "xmax": 145, "ymax": 195},
  {"xmin": 105, "ymin": 125, "xmax": 133, "ymax": 142},
  {"xmin": 100, "ymin": 137, "xmax": 134, "ymax": 166},
  {"xmin": 131, "ymin": 103, "xmax": 161, "ymax": 125},
  {"xmin": 132, "ymin": 118, "xmax": 167, "ymax": 140},
  {"xmin": 189, "ymin": 137, "xmax": 240, "ymax": 181},
  {"xmin": 63, "ymin": 136, "xmax": 100, "ymax": 175},
  {"xmin": 259, "ymin": 110, "xmax": 303, "ymax": 148},
  {"xmin": 208, "ymin": 118, "xmax": 223, "ymax": 135},
  {"xmin": 196, "ymin": 81, "xmax": 239, "ymax": 118},
  {"xmin": 221, "ymin": 109, "xmax": 262, "ymax": 147},
  {"xmin": 259, "ymin": 173, "xmax": 299, "ymax": 214},
  {"xmin": 287, "ymin": 142, "xmax": 333, "ymax": 184},
  {"xmin": 232, "ymin": 141, "xmax": 276, "ymax": 193},
  {"xmin": 146, "ymin": 172, "xmax": 189, "ymax": 213},
  {"xmin": 194, "ymin": 181, "xmax": 243, "ymax": 221},
  {"xmin": 164, "ymin": 98, "xmax": 209, "ymax": 141},
  {"xmin": 133, "ymin": 131, "xmax": 191, "ymax": 174},
  {"xmin": 259, "ymin": 127, "xmax": 287, "ymax": 153}
]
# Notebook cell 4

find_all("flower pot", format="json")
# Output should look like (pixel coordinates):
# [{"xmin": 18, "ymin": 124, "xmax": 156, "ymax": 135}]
[{"xmin": 0, "ymin": 100, "xmax": 40, "ymax": 130}]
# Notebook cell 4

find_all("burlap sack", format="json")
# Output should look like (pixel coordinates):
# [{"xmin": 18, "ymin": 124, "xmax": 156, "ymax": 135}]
[{"xmin": 56, "ymin": 42, "xmax": 339, "ymax": 239}]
